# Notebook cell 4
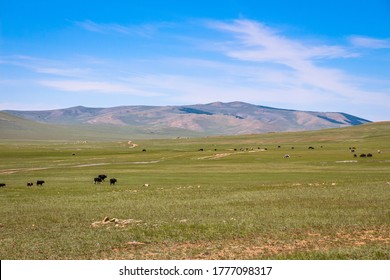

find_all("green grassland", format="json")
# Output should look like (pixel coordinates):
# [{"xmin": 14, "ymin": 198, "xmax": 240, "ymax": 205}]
[{"xmin": 0, "ymin": 122, "xmax": 389, "ymax": 259}]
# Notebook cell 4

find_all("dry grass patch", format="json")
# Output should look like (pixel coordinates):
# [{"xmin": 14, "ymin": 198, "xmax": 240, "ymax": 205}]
[{"xmin": 102, "ymin": 225, "xmax": 390, "ymax": 260}]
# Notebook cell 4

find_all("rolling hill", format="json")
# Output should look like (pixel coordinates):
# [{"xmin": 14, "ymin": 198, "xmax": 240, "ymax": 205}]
[{"xmin": 2, "ymin": 101, "xmax": 372, "ymax": 140}]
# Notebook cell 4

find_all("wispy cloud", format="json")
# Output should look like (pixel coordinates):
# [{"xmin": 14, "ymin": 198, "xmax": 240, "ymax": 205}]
[
  {"xmin": 38, "ymin": 79, "xmax": 162, "ymax": 96},
  {"xmin": 74, "ymin": 20, "xmax": 173, "ymax": 38},
  {"xmin": 2, "ymin": 19, "xmax": 390, "ymax": 120},
  {"xmin": 187, "ymin": 19, "xmax": 390, "ymax": 119},
  {"xmin": 0, "ymin": 55, "xmax": 93, "ymax": 78},
  {"xmin": 206, "ymin": 20, "xmax": 357, "ymax": 60},
  {"xmin": 349, "ymin": 36, "xmax": 390, "ymax": 49},
  {"xmin": 203, "ymin": 20, "xmax": 376, "ymax": 99}
]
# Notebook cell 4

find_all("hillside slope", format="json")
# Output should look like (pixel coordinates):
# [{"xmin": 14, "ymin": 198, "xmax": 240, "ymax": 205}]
[
  {"xmin": 0, "ymin": 102, "xmax": 370, "ymax": 139},
  {"xmin": 3, "ymin": 102, "xmax": 371, "ymax": 137}
]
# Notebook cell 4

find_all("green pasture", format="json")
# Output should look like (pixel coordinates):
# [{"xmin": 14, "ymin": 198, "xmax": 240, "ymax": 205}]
[{"xmin": 0, "ymin": 122, "xmax": 389, "ymax": 259}]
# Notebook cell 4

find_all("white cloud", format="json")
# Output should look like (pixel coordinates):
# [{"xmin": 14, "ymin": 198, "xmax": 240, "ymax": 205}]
[
  {"xmin": 2, "ymin": 19, "xmax": 390, "ymax": 121},
  {"xmin": 189, "ymin": 19, "xmax": 390, "ymax": 120},
  {"xmin": 349, "ymin": 36, "xmax": 390, "ymax": 49},
  {"xmin": 203, "ymin": 20, "xmax": 383, "ymax": 100},
  {"xmin": 35, "ymin": 67, "xmax": 92, "ymax": 77},
  {"xmin": 38, "ymin": 80, "xmax": 160, "ymax": 96},
  {"xmin": 74, "ymin": 20, "xmax": 173, "ymax": 38},
  {"xmin": 0, "ymin": 55, "xmax": 93, "ymax": 78},
  {"xmin": 0, "ymin": 102, "xmax": 59, "ymax": 111},
  {"xmin": 206, "ymin": 20, "xmax": 356, "ymax": 61}
]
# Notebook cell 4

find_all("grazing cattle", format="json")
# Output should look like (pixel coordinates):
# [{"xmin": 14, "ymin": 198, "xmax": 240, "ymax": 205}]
[
  {"xmin": 354, "ymin": 154, "xmax": 357, "ymax": 158},
  {"xmin": 110, "ymin": 178, "xmax": 117, "ymax": 185},
  {"xmin": 36, "ymin": 180, "xmax": 45, "ymax": 186},
  {"xmin": 27, "ymin": 182, "xmax": 33, "ymax": 187},
  {"xmin": 143, "ymin": 183, "xmax": 149, "ymax": 187},
  {"xmin": 198, "ymin": 148, "xmax": 204, "ymax": 151},
  {"xmin": 142, "ymin": 149, "xmax": 147, "ymax": 152},
  {"xmin": 308, "ymin": 146, "xmax": 315, "ymax": 150},
  {"xmin": 0, "ymin": 183, "xmax": 6, "ymax": 187},
  {"xmin": 94, "ymin": 177, "xmax": 103, "ymax": 184},
  {"xmin": 284, "ymin": 154, "xmax": 290, "ymax": 158},
  {"xmin": 367, "ymin": 153, "xmax": 373, "ymax": 157},
  {"xmin": 377, "ymin": 150, "xmax": 381, "ymax": 154},
  {"xmin": 98, "ymin": 174, "xmax": 107, "ymax": 181},
  {"xmin": 360, "ymin": 154, "xmax": 367, "ymax": 158}
]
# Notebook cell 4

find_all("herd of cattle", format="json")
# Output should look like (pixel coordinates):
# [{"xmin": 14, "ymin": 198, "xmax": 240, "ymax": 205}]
[
  {"xmin": 0, "ymin": 176, "xmax": 118, "ymax": 188},
  {"xmin": 94, "ymin": 174, "xmax": 117, "ymax": 185},
  {"xmin": 0, "ymin": 180, "xmax": 45, "ymax": 188},
  {"xmin": 0, "ymin": 145, "xmax": 382, "ymax": 188}
]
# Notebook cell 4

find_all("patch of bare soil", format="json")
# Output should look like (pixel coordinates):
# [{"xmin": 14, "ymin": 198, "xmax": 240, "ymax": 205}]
[
  {"xmin": 0, "ymin": 167, "xmax": 49, "ymax": 175},
  {"xmin": 128, "ymin": 141, "xmax": 138, "ymax": 148},
  {"xmin": 74, "ymin": 163, "xmax": 109, "ymax": 168},
  {"xmin": 197, "ymin": 149, "xmax": 266, "ymax": 160},
  {"xmin": 197, "ymin": 153, "xmax": 231, "ymax": 160},
  {"xmin": 102, "ymin": 225, "xmax": 390, "ymax": 260}
]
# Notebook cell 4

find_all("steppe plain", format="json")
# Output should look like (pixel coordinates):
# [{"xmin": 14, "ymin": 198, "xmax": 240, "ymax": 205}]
[{"xmin": 0, "ymin": 122, "xmax": 389, "ymax": 259}]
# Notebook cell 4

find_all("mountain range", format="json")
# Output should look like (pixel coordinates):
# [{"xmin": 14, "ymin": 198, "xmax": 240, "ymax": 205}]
[{"xmin": 1, "ymin": 102, "xmax": 371, "ymax": 139}]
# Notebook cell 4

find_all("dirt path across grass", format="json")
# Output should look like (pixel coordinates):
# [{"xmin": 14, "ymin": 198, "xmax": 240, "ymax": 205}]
[
  {"xmin": 0, "ymin": 167, "xmax": 50, "ymax": 174},
  {"xmin": 197, "ymin": 149, "xmax": 267, "ymax": 160}
]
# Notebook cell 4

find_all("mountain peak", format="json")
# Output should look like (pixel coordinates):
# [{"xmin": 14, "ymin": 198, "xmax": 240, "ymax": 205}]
[{"xmin": 207, "ymin": 101, "xmax": 251, "ymax": 107}]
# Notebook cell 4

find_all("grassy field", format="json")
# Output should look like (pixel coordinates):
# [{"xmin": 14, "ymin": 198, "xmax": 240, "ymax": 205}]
[{"xmin": 0, "ymin": 122, "xmax": 389, "ymax": 259}]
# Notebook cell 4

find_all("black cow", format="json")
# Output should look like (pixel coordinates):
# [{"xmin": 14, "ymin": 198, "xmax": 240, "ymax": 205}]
[
  {"xmin": 360, "ymin": 154, "xmax": 367, "ymax": 158},
  {"xmin": 94, "ymin": 177, "xmax": 103, "ymax": 184},
  {"xmin": 0, "ymin": 183, "xmax": 6, "ymax": 187},
  {"xmin": 110, "ymin": 178, "xmax": 117, "ymax": 185},
  {"xmin": 27, "ymin": 182, "xmax": 33, "ymax": 187},
  {"xmin": 36, "ymin": 180, "xmax": 45, "ymax": 186},
  {"xmin": 98, "ymin": 174, "xmax": 107, "ymax": 181}
]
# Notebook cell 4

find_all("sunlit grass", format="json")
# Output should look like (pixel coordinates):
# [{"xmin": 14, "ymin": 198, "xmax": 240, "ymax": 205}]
[{"xmin": 0, "ymin": 122, "xmax": 389, "ymax": 259}]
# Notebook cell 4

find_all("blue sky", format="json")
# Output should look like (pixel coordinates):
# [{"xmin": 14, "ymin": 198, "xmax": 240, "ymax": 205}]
[{"xmin": 1, "ymin": 0, "xmax": 390, "ymax": 121}]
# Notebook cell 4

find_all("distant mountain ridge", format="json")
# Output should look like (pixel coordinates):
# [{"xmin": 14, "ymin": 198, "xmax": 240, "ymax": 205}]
[{"xmin": 3, "ymin": 101, "xmax": 371, "ymax": 137}]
